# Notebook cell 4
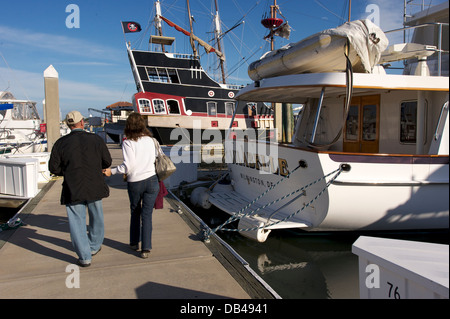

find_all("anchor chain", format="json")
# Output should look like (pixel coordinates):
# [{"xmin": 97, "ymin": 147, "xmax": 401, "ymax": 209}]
[{"xmin": 202, "ymin": 165, "xmax": 346, "ymax": 242}]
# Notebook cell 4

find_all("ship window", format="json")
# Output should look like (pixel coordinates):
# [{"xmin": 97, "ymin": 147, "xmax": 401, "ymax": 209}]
[
  {"xmin": 146, "ymin": 67, "xmax": 178, "ymax": 84},
  {"xmin": 147, "ymin": 67, "xmax": 159, "ymax": 82},
  {"xmin": 167, "ymin": 69, "xmax": 180, "ymax": 84},
  {"xmin": 225, "ymin": 102, "xmax": 235, "ymax": 116},
  {"xmin": 400, "ymin": 100, "xmax": 428, "ymax": 144},
  {"xmin": 167, "ymin": 99, "xmax": 180, "ymax": 115},
  {"xmin": 207, "ymin": 102, "xmax": 217, "ymax": 116},
  {"xmin": 153, "ymin": 99, "xmax": 166, "ymax": 114},
  {"xmin": 156, "ymin": 68, "xmax": 170, "ymax": 83},
  {"xmin": 138, "ymin": 99, "xmax": 152, "ymax": 113}
]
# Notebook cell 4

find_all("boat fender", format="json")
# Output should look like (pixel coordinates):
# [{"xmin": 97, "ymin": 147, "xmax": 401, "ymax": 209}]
[
  {"xmin": 190, "ymin": 187, "xmax": 212, "ymax": 209},
  {"xmin": 237, "ymin": 216, "xmax": 271, "ymax": 243}
]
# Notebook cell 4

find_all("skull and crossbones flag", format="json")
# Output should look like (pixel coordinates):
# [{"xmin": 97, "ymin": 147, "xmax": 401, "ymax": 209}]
[{"xmin": 121, "ymin": 21, "xmax": 142, "ymax": 33}]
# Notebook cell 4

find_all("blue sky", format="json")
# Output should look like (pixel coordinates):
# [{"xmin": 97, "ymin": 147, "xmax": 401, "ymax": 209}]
[{"xmin": 0, "ymin": 0, "xmax": 446, "ymax": 119}]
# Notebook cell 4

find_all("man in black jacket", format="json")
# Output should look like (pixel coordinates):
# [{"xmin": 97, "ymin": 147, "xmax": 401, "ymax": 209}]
[{"xmin": 49, "ymin": 111, "xmax": 112, "ymax": 267}]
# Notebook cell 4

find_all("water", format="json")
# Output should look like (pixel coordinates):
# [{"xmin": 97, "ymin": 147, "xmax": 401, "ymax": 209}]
[
  {"xmin": 187, "ymin": 204, "xmax": 449, "ymax": 299},
  {"xmin": 0, "ymin": 207, "xmax": 19, "ymax": 224}
]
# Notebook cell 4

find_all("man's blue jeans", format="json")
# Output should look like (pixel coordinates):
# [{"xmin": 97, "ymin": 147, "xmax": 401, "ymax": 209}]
[
  {"xmin": 66, "ymin": 200, "xmax": 104, "ymax": 263},
  {"xmin": 127, "ymin": 175, "xmax": 159, "ymax": 251}
]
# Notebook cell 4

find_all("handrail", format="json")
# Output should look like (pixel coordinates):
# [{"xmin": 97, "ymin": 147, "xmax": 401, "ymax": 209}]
[
  {"xmin": 434, "ymin": 100, "xmax": 449, "ymax": 141},
  {"xmin": 384, "ymin": 22, "xmax": 449, "ymax": 76}
]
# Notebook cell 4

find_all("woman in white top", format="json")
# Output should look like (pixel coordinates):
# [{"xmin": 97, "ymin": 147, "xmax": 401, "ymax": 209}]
[{"xmin": 104, "ymin": 113, "xmax": 159, "ymax": 258}]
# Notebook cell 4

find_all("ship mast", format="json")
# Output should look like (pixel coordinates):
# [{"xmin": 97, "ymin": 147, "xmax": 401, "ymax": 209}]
[
  {"xmin": 186, "ymin": 0, "xmax": 198, "ymax": 57},
  {"xmin": 214, "ymin": 0, "xmax": 227, "ymax": 84},
  {"xmin": 270, "ymin": 0, "xmax": 277, "ymax": 51},
  {"xmin": 261, "ymin": 0, "xmax": 284, "ymax": 51},
  {"xmin": 155, "ymin": 1, "xmax": 165, "ymax": 52}
]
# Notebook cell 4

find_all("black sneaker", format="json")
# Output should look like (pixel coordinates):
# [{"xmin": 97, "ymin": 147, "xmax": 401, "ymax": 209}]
[{"xmin": 77, "ymin": 259, "xmax": 91, "ymax": 267}]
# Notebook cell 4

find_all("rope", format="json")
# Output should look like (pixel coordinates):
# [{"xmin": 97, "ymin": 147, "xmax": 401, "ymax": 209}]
[
  {"xmin": 202, "ymin": 163, "xmax": 302, "ymax": 241},
  {"xmin": 202, "ymin": 165, "xmax": 345, "ymax": 241},
  {"xmin": 0, "ymin": 217, "xmax": 24, "ymax": 233}
]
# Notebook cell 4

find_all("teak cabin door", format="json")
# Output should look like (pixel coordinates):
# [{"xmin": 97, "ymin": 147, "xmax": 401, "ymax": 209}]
[{"xmin": 344, "ymin": 95, "xmax": 380, "ymax": 153}]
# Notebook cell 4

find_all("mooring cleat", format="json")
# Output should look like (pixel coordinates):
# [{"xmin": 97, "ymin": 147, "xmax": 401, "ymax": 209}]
[{"xmin": 200, "ymin": 227, "xmax": 211, "ymax": 243}]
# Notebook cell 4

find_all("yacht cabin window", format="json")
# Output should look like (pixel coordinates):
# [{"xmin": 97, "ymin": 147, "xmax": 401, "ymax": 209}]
[
  {"xmin": 10, "ymin": 102, "xmax": 40, "ymax": 120},
  {"xmin": 400, "ymin": 100, "xmax": 428, "ymax": 144}
]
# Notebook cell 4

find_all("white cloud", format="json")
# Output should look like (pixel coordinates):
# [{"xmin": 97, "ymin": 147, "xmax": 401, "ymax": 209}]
[
  {"xmin": 0, "ymin": 25, "xmax": 122, "ymax": 62},
  {"xmin": 0, "ymin": 23, "xmax": 136, "ymax": 117},
  {"xmin": 0, "ymin": 66, "xmax": 135, "ymax": 118}
]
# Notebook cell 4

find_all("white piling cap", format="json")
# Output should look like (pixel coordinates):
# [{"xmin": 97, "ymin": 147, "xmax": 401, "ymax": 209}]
[{"xmin": 44, "ymin": 65, "xmax": 59, "ymax": 78}]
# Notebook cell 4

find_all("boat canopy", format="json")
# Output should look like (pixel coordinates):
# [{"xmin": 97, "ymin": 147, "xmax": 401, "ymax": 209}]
[{"xmin": 0, "ymin": 104, "xmax": 14, "ymax": 111}]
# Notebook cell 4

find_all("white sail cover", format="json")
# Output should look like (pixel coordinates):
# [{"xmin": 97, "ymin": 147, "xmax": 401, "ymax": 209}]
[{"xmin": 249, "ymin": 19, "xmax": 389, "ymax": 81}]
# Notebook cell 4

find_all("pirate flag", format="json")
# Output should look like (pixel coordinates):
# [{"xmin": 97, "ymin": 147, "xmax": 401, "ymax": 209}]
[{"xmin": 122, "ymin": 21, "xmax": 142, "ymax": 33}]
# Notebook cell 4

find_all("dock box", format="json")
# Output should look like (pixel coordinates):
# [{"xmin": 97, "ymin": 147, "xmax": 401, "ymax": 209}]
[
  {"xmin": 0, "ymin": 157, "xmax": 39, "ymax": 198},
  {"xmin": 6, "ymin": 152, "xmax": 51, "ymax": 183},
  {"xmin": 352, "ymin": 236, "xmax": 449, "ymax": 299}
]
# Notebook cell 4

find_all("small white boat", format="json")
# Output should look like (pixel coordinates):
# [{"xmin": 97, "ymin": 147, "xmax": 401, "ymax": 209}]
[
  {"xmin": 0, "ymin": 92, "xmax": 54, "ymax": 209},
  {"xmin": 198, "ymin": 2, "xmax": 449, "ymax": 242},
  {"xmin": 0, "ymin": 91, "xmax": 46, "ymax": 155}
]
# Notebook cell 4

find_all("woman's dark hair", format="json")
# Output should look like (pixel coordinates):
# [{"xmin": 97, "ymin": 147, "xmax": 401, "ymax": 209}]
[{"xmin": 124, "ymin": 112, "xmax": 153, "ymax": 141}]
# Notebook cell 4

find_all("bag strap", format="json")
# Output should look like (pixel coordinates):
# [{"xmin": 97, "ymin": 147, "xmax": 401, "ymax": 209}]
[{"xmin": 152, "ymin": 138, "xmax": 163, "ymax": 157}]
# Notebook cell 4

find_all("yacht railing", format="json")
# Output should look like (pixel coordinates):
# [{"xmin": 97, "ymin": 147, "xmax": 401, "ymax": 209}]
[{"xmin": 384, "ymin": 22, "xmax": 449, "ymax": 76}]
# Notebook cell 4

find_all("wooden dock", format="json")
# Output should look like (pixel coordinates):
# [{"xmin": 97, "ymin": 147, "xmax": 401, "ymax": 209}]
[{"xmin": 0, "ymin": 145, "xmax": 278, "ymax": 300}]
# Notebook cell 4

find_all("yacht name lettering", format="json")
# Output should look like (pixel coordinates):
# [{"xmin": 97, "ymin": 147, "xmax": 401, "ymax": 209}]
[
  {"xmin": 231, "ymin": 150, "xmax": 289, "ymax": 176},
  {"xmin": 240, "ymin": 173, "xmax": 276, "ymax": 188}
]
